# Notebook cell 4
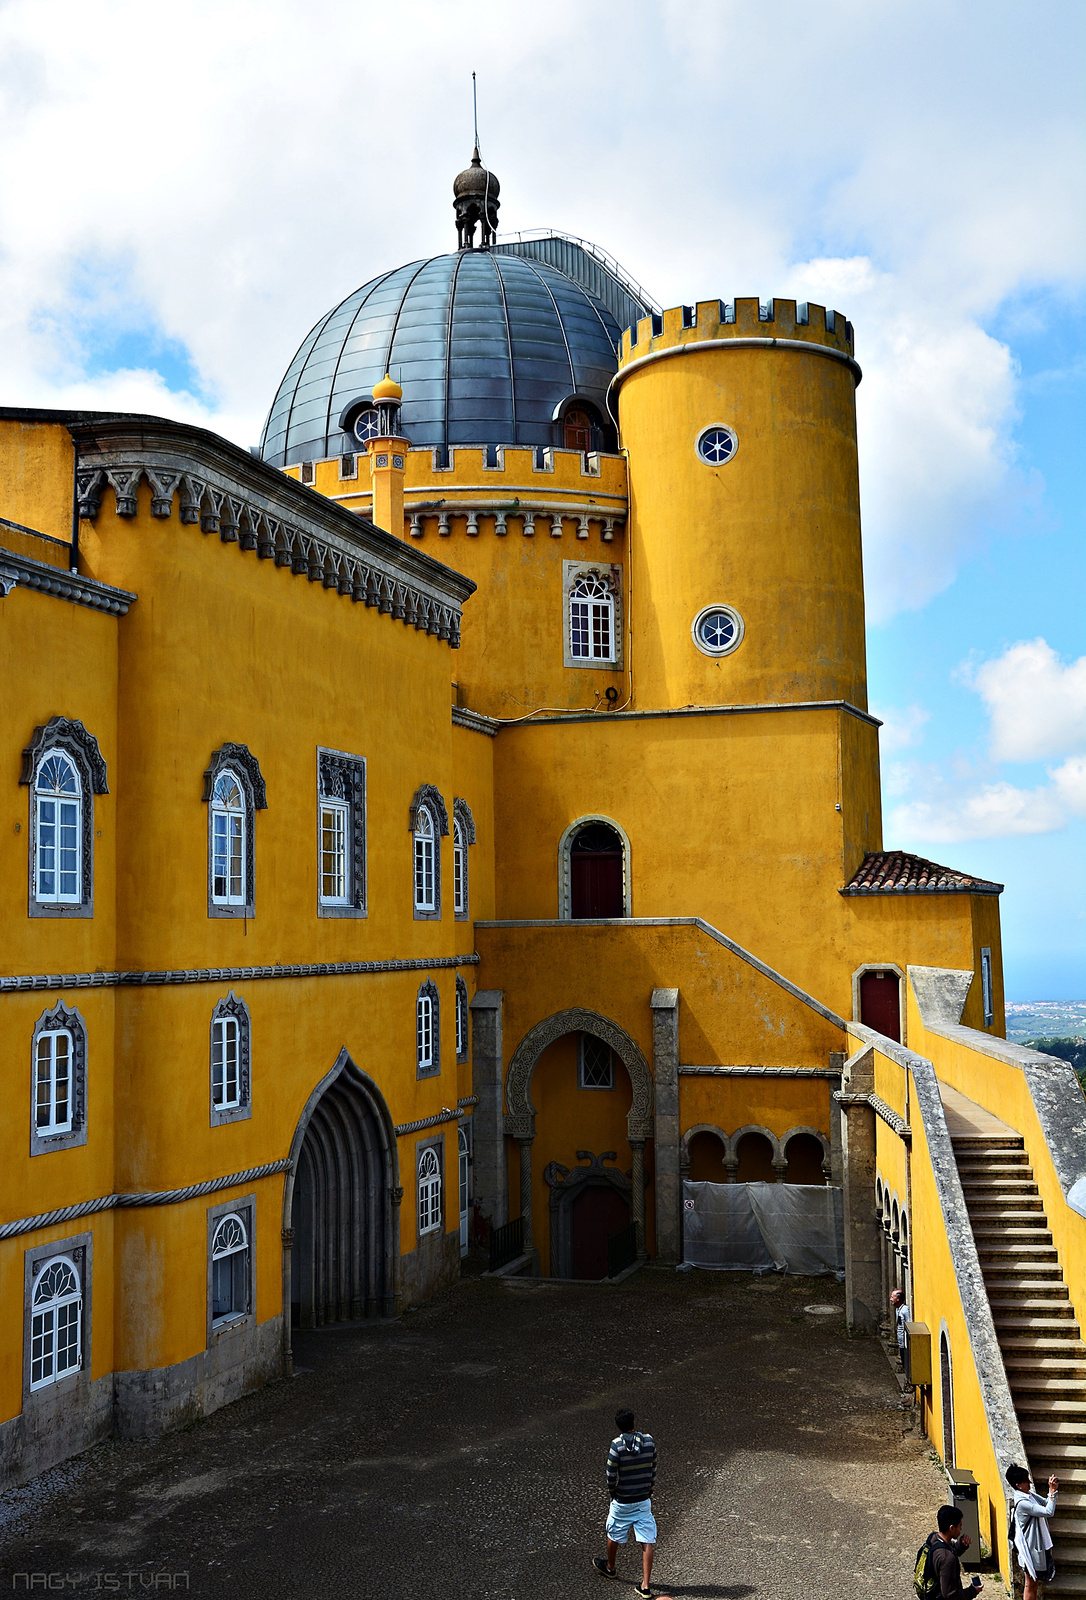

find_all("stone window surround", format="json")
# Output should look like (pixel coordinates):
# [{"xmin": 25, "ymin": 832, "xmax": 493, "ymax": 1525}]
[
  {"xmin": 452, "ymin": 797, "xmax": 475, "ymax": 922},
  {"xmin": 850, "ymin": 962, "xmax": 906, "ymax": 1046},
  {"xmin": 417, "ymin": 979, "xmax": 441, "ymax": 1079},
  {"xmin": 562, "ymin": 560, "xmax": 623, "ymax": 672},
  {"xmin": 30, "ymin": 1001, "xmax": 89, "ymax": 1155},
  {"xmin": 410, "ymin": 784, "xmax": 448, "ymax": 922},
  {"xmin": 21, "ymin": 717, "xmax": 109, "ymax": 921},
  {"xmin": 206, "ymin": 1193, "xmax": 255, "ymax": 1344},
  {"xmin": 415, "ymin": 1134, "xmax": 445, "ymax": 1239},
  {"xmin": 203, "ymin": 743, "xmax": 267, "ymax": 921},
  {"xmin": 23, "ymin": 1230, "xmax": 92, "ymax": 1406},
  {"xmin": 455, "ymin": 974, "xmax": 469, "ymax": 1063},
  {"xmin": 317, "ymin": 747, "xmax": 367, "ymax": 918},
  {"xmin": 210, "ymin": 992, "xmax": 252, "ymax": 1127}
]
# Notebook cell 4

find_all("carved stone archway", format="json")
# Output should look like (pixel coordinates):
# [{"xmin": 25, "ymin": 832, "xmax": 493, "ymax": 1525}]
[{"xmin": 505, "ymin": 1007, "xmax": 653, "ymax": 1259}]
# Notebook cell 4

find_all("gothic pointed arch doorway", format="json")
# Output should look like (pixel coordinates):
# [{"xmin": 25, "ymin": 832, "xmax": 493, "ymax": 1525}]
[{"xmin": 282, "ymin": 1051, "xmax": 399, "ymax": 1354}]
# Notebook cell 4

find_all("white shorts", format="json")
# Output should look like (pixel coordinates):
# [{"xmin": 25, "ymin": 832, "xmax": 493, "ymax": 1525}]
[{"xmin": 606, "ymin": 1498, "xmax": 657, "ymax": 1545}]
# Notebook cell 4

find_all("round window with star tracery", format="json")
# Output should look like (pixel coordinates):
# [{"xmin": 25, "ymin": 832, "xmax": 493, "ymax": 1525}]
[
  {"xmin": 696, "ymin": 424, "xmax": 738, "ymax": 466},
  {"xmin": 692, "ymin": 603, "xmax": 745, "ymax": 658}
]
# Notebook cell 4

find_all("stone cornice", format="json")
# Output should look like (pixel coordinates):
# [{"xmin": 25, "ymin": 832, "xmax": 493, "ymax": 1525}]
[
  {"xmin": 0, "ymin": 545, "xmax": 136, "ymax": 615},
  {"xmin": 0, "ymin": 408, "xmax": 474, "ymax": 647}
]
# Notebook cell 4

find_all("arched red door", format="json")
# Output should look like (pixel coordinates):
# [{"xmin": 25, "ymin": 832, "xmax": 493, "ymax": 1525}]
[
  {"xmin": 570, "ymin": 823, "xmax": 624, "ymax": 918},
  {"xmin": 571, "ymin": 1185, "xmax": 630, "ymax": 1279},
  {"xmin": 859, "ymin": 970, "xmax": 901, "ymax": 1042},
  {"xmin": 564, "ymin": 407, "xmax": 593, "ymax": 451}
]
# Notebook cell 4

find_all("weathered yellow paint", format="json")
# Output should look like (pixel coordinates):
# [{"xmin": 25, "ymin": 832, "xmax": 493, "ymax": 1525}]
[{"xmin": 0, "ymin": 420, "xmax": 75, "ymax": 544}]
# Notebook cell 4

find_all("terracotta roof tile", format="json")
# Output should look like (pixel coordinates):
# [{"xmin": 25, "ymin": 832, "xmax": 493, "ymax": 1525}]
[{"xmin": 842, "ymin": 850, "xmax": 1003, "ymax": 896}]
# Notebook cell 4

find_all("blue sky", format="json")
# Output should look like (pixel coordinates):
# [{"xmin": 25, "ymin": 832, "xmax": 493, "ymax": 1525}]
[{"xmin": 0, "ymin": 0, "xmax": 1081, "ymax": 999}]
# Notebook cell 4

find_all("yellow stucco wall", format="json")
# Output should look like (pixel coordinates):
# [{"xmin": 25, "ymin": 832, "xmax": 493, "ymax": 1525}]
[{"xmin": 0, "ymin": 420, "xmax": 76, "ymax": 543}]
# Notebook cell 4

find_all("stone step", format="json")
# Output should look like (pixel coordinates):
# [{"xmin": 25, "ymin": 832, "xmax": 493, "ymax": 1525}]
[
  {"xmin": 968, "ymin": 1201, "xmax": 1047, "ymax": 1218},
  {"xmin": 1001, "ymin": 1340, "xmax": 1086, "ymax": 1357},
  {"xmin": 979, "ymin": 1245, "xmax": 1060, "ymax": 1262},
  {"xmin": 958, "ymin": 1160, "xmax": 1034, "ymax": 1176},
  {"xmin": 984, "ymin": 1278, "xmax": 1069, "ymax": 1297},
  {"xmin": 1011, "ymin": 1376, "xmax": 1086, "ymax": 1392},
  {"xmin": 962, "ymin": 1177, "xmax": 1040, "ymax": 1193},
  {"xmin": 951, "ymin": 1134, "xmax": 1025, "ymax": 1149},
  {"xmin": 1025, "ymin": 1442, "xmax": 1086, "ymax": 1461},
  {"xmin": 991, "ymin": 1299, "xmax": 1077, "ymax": 1317},
  {"xmin": 981, "ymin": 1259, "xmax": 1063, "ymax": 1276},
  {"xmin": 1021, "ymin": 1419, "xmax": 1086, "ymax": 1439},
  {"xmin": 994, "ymin": 1317, "xmax": 1081, "ymax": 1337},
  {"xmin": 1016, "ymin": 1399, "xmax": 1086, "ymax": 1417}
]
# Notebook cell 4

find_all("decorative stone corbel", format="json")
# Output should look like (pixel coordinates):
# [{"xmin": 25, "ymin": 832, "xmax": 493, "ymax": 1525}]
[
  {"xmin": 577, "ymin": 514, "xmax": 590, "ymax": 539},
  {"xmin": 494, "ymin": 511, "xmax": 507, "ymax": 536},
  {"xmin": 178, "ymin": 474, "xmax": 205, "ymax": 524},
  {"xmin": 522, "ymin": 512, "xmax": 535, "ymax": 537},
  {"xmin": 76, "ymin": 468, "xmax": 105, "ymax": 519},
  {"xmin": 465, "ymin": 511, "xmax": 479, "ymax": 537},
  {"xmin": 550, "ymin": 513, "xmax": 564, "ymax": 538},
  {"xmin": 146, "ymin": 469, "xmax": 182, "ymax": 518},
  {"xmin": 106, "ymin": 467, "xmax": 142, "ymax": 517}
]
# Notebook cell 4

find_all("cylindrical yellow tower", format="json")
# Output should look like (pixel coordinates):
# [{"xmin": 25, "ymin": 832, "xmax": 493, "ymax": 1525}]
[{"xmin": 615, "ymin": 296, "xmax": 867, "ymax": 711}]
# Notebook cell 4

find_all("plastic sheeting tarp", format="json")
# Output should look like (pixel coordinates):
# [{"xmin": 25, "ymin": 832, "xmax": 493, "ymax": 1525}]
[{"xmin": 682, "ymin": 1180, "xmax": 845, "ymax": 1275}]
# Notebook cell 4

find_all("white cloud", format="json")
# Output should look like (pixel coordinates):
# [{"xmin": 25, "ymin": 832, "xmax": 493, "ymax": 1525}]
[
  {"xmin": 889, "ymin": 780, "xmax": 1067, "ymax": 844},
  {"xmin": 873, "ymin": 703, "xmax": 930, "ymax": 753},
  {"xmin": 965, "ymin": 639, "xmax": 1086, "ymax": 762},
  {"xmin": 0, "ymin": 0, "xmax": 1080, "ymax": 625}
]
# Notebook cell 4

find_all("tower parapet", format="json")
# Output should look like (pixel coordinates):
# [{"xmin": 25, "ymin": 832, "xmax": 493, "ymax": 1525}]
[{"xmin": 615, "ymin": 295, "xmax": 867, "ymax": 714}]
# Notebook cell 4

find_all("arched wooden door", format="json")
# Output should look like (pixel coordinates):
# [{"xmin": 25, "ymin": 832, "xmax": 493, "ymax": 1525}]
[
  {"xmin": 571, "ymin": 1184, "xmax": 630, "ymax": 1280},
  {"xmin": 570, "ymin": 823, "xmax": 624, "ymax": 918},
  {"xmin": 859, "ymin": 970, "xmax": 901, "ymax": 1042}
]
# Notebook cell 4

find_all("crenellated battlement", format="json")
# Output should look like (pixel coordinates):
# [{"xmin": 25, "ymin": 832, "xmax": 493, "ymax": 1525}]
[{"xmin": 618, "ymin": 297, "xmax": 855, "ymax": 366}]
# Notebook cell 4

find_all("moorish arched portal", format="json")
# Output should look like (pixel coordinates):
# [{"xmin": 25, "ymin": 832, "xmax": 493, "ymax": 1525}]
[
  {"xmin": 504, "ymin": 1007, "xmax": 653, "ymax": 1259},
  {"xmin": 282, "ymin": 1051, "xmax": 399, "ymax": 1352}
]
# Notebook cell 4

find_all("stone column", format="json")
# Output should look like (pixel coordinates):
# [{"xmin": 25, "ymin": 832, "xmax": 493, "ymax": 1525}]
[
  {"xmin": 517, "ymin": 1137, "xmax": 533, "ymax": 1253},
  {"xmin": 469, "ymin": 991, "xmax": 507, "ymax": 1231},
  {"xmin": 650, "ymin": 988, "xmax": 681, "ymax": 1263},
  {"xmin": 772, "ymin": 1156, "xmax": 789, "ymax": 1183},
  {"xmin": 837, "ymin": 1044, "xmax": 881, "ymax": 1333},
  {"xmin": 629, "ymin": 1138, "xmax": 647, "ymax": 1259},
  {"xmin": 281, "ymin": 1227, "xmax": 295, "ymax": 1377},
  {"xmin": 828, "ymin": 1051, "xmax": 845, "ymax": 1184}
]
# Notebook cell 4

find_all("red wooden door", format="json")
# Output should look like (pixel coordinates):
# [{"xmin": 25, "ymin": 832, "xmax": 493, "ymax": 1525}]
[
  {"xmin": 571, "ymin": 1185, "xmax": 630, "ymax": 1280},
  {"xmin": 564, "ymin": 408, "xmax": 592, "ymax": 451},
  {"xmin": 570, "ymin": 823, "xmax": 624, "ymax": 918},
  {"xmin": 859, "ymin": 970, "xmax": 901, "ymax": 1042}
]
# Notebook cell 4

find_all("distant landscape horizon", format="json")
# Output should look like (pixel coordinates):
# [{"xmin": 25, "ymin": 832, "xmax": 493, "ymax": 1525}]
[{"xmin": 1004, "ymin": 1000, "xmax": 1086, "ymax": 1042}]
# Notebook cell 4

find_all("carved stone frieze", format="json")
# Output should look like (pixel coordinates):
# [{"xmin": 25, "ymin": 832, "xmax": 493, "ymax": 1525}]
[
  {"xmin": 21, "ymin": 716, "xmax": 110, "ymax": 793},
  {"xmin": 505, "ymin": 1007, "xmax": 654, "ymax": 1141}
]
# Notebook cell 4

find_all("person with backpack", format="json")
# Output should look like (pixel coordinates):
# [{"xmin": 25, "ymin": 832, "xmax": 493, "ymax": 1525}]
[
  {"xmin": 593, "ymin": 1407, "xmax": 658, "ymax": 1598},
  {"xmin": 1006, "ymin": 1463, "xmax": 1059, "ymax": 1597},
  {"xmin": 914, "ymin": 1505, "xmax": 983, "ymax": 1599}
]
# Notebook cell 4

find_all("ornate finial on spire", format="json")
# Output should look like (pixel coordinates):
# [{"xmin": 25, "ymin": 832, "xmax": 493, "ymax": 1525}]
[{"xmin": 454, "ymin": 75, "xmax": 500, "ymax": 249}]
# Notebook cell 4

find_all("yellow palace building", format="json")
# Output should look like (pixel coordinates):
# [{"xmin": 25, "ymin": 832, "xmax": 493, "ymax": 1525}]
[{"xmin": 4, "ymin": 150, "xmax": 1086, "ymax": 1590}]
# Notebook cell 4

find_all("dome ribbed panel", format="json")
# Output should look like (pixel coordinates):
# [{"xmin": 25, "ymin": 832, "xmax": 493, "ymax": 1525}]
[{"xmin": 260, "ymin": 251, "xmax": 621, "ymax": 467}]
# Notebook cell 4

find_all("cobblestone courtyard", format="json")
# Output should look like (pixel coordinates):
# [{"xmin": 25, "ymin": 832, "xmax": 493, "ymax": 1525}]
[{"xmin": 0, "ymin": 1269, "xmax": 970, "ymax": 1600}]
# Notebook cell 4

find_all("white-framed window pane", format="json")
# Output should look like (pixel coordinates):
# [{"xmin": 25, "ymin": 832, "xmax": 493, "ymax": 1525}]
[
  {"xmin": 570, "ymin": 599, "xmax": 590, "ymax": 658},
  {"xmin": 30, "ymin": 1258, "xmax": 81, "ymax": 1389},
  {"xmin": 590, "ymin": 601, "xmax": 612, "ymax": 660},
  {"xmin": 211, "ymin": 1213, "xmax": 249, "ymax": 1321},
  {"xmin": 58, "ymin": 800, "xmax": 79, "ymax": 896},
  {"xmin": 418, "ymin": 1148, "xmax": 441, "ymax": 1235},
  {"xmin": 417, "ymin": 994, "xmax": 433, "ymax": 1067},
  {"xmin": 453, "ymin": 839, "xmax": 466, "ymax": 915},
  {"xmin": 35, "ymin": 1031, "xmax": 72, "ymax": 1133},
  {"xmin": 212, "ymin": 1018, "xmax": 240, "ymax": 1108},
  {"xmin": 320, "ymin": 801, "xmax": 348, "ymax": 902},
  {"xmin": 455, "ymin": 990, "xmax": 465, "ymax": 1056},
  {"xmin": 414, "ymin": 834, "xmax": 435, "ymax": 910}
]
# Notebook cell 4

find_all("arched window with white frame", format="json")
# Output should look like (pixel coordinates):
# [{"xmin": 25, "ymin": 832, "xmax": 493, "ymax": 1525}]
[
  {"xmin": 34, "ymin": 752, "xmax": 81, "ymax": 904},
  {"xmin": 30, "ymin": 1256, "xmax": 82, "ymax": 1390},
  {"xmin": 210, "ymin": 1210, "xmax": 250, "ymax": 1324},
  {"xmin": 210, "ymin": 993, "xmax": 251, "ymax": 1125},
  {"xmin": 452, "ymin": 798, "xmax": 475, "ymax": 921},
  {"xmin": 210, "ymin": 770, "xmax": 246, "ymax": 906},
  {"xmin": 569, "ymin": 571, "xmax": 615, "ymax": 662},
  {"xmin": 455, "ymin": 975, "xmax": 469, "ymax": 1062},
  {"xmin": 203, "ymin": 743, "xmax": 266, "ymax": 919},
  {"xmin": 417, "ymin": 980, "xmax": 440, "ymax": 1078},
  {"xmin": 409, "ymin": 785, "xmax": 448, "ymax": 920},
  {"xmin": 417, "ymin": 1145, "xmax": 443, "ymax": 1237},
  {"xmin": 21, "ymin": 717, "xmax": 108, "ymax": 919},
  {"xmin": 414, "ymin": 807, "xmax": 436, "ymax": 912},
  {"xmin": 31, "ymin": 1002, "xmax": 87, "ymax": 1154}
]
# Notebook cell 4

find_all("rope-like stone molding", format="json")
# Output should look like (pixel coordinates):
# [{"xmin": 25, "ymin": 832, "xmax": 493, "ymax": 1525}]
[
  {"xmin": 869, "ymin": 1091, "xmax": 911, "ymax": 1140},
  {"xmin": 0, "ymin": 548, "xmax": 136, "ymax": 615},
  {"xmin": 394, "ymin": 1095, "xmax": 480, "ymax": 1139},
  {"xmin": 679, "ymin": 1064, "xmax": 843, "ymax": 1078},
  {"xmin": 0, "ymin": 952, "xmax": 481, "ymax": 994},
  {"xmin": 0, "ymin": 1159, "xmax": 292, "ymax": 1242}
]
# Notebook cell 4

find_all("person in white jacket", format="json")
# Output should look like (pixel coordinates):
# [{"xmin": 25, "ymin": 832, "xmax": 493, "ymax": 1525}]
[{"xmin": 1006, "ymin": 1464, "xmax": 1059, "ymax": 1597}]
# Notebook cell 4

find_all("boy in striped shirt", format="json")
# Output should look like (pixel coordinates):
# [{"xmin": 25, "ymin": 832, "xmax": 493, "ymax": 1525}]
[{"xmin": 593, "ymin": 1408, "xmax": 658, "ymax": 1597}]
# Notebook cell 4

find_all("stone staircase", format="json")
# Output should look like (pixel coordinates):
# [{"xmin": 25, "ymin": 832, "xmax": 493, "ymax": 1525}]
[{"xmin": 950, "ymin": 1099, "xmax": 1086, "ymax": 1596}]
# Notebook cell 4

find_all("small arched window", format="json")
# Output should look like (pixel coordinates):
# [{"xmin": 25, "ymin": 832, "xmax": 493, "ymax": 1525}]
[
  {"xmin": 30, "ymin": 1256, "xmax": 82, "ymax": 1390},
  {"xmin": 569, "ymin": 573, "xmax": 615, "ymax": 663},
  {"xmin": 418, "ymin": 1146, "xmax": 443, "ymax": 1237},
  {"xmin": 452, "ymin": 817, "xmax": 467, "ymax": 917},
  {"xmin": 455, "ymin": 975, "xmax": 469, "ymax": 1061},
  {"xmin": 211, "ymin": 771, "xmax": 246, "ymax": 906},
  {"xmin": 31, "ymin": 1003, "xmax": 88, "ymax": 1153},
  {"xmin": 414, "ymin": 808, "xmax": 436, "ymax": 912},
  {"xmin": 34, "ymin": 752, "xmax": 81, "ymax": 904},
  {"xmin": 211, "ymin": 1211, "xmax": 249, "ymax": 1324},
  {"xmin": 21, "ymin": 717, "xmax": 108, "ymax": 918},
  {"xmin": 417, "ymin": 980, "xmax": 440, "ymax": 1077},
  {"xmin": 210, "ymin": 993, "xmax": 251, "ymax": 1125},
  {"xmin": 564, "ymin": 407, "xmax": 593, "ymax": 452}
]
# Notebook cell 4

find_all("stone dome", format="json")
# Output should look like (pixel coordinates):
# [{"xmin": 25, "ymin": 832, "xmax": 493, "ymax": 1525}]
[{"xmin": 260, "ymin": 249, "xmax": 623, "ymax": 469}]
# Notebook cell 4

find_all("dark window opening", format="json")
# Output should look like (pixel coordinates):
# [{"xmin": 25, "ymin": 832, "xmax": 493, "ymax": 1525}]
[
  {"xmin": 859, "ymin": 970, "xmax": 901, "ymax": 1043},
  {"xmin": 570, "ymin": 823, "xmax": 623, "ymax": 919},
  {"xmin": 687, "ymin": 1131, "xmax": 727, "ymax": 1182},
  {"xmin": 783, "ymin": 1133, "xmax": 826, "ymax": 1184},
  {"xmin": 735, "ymin": 1131, "xmax": 775, "ymax": 1183}
]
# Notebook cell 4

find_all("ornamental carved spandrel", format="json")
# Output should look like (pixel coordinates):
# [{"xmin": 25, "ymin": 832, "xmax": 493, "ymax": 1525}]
[
  {"xmin": 505, "ymin": 1007, "xmax": 654, "ymax": 1142},
  {"xmin": 20, "ymin": 717, "xmax": 110, "ymax": 794},
  {"xmin": 202, "ymin": 743, "xmax": 269, "ymax": 810},
  {"xmin": 409, "ymin": 783, "xmax": 449, "ymax": 836}
]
